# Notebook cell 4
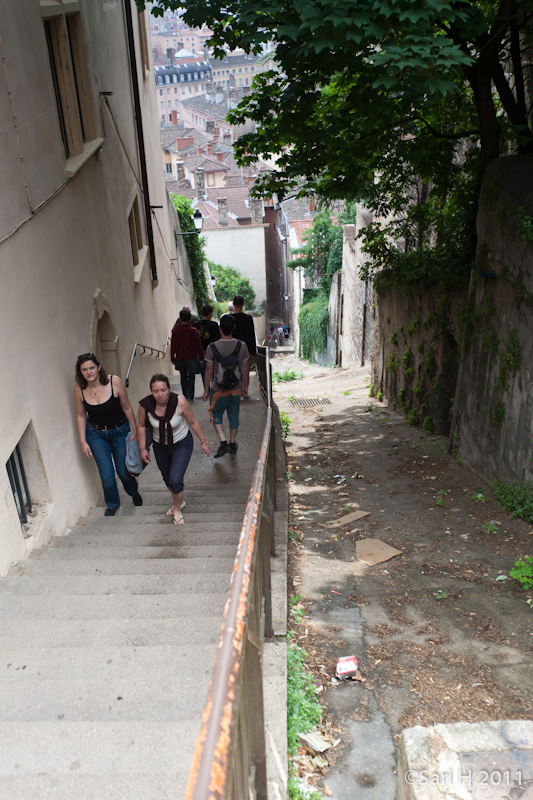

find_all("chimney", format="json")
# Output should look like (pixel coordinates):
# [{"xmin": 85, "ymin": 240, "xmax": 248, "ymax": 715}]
[
  {"xmin": 309, "ymin": 198, "xmax": 315, "ymax": 212},
  {"xmin": 247, "ymin": 173, "xmax": 258, "ymax": 186},
  {"xmin": 251, "ymin": 197, "xmax": 263, "ymax": 224},
  {"xmin": 167, "ymin": 48, "xmax": 175, "ymax": 65},
  {"xmin": 176, "ymin": 161, "xmax": 185, "ymax": 181},
  {"xmin": 206, "ymin": 120, "xmax": 215, "ymax": 135},
  {"xmin": 207, "ymin": 142, "xmax": 214, "ymax": 155},
  {"xmin": 197, "ymin": 146, "xmax": 203, "ymax": 155},
  {"xmin": 176, "ymin": 136, "xmax": 194, "ymax": 149},
  {"xmin": 195, "ymin": 167, "xmax": 206, "ymax": 199},
  {"xmin": 170, "ymin": 109, "xmax": 178, "ymax": 126},
  {"xmin": 216, "ymin": 151, "xmax": 224, "ymax": 162},
  {"xmin": 218, "ymin": 197, "xmax": 228, "ymax": 226}
]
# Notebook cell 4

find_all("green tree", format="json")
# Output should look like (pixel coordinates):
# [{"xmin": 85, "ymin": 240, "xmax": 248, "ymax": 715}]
[
  {"xmin": 208, "ymin": 261, "xmax": 256, "ymax": 308},
  {"xmin": 147, "ymin": 2, "xmax": 533, "ymax": 291},
  {"xmin": 141, "ymin": 0, "xmax": 532, "ymax": 204}
]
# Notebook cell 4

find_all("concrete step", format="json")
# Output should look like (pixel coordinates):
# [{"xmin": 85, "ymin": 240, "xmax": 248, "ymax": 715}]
[
  {"xmin": 0, "ymin": 774, "xmax": 185, "ymax": 800},
  {"xmin": 0, "ymin": 672, "xmax": 213, "ymax": 722},
  {"xmin": 0, "ymin": 592, "xmax": 226, "ymax": 620},
  {"xmin": 82, "ymin": 511, "xmax": 245, "ymax": 524},
  {"xmin": 30, "ymin": 544, "xmax": 238, "ymax": 560},
  {"xmin": 10, "ymin": 557, "xmax": 236, "ymax": 577},
  {"xmin": 0, "ymin": 572, "xmax": 233, "ymax": 596},
  {"xmin": 0, "ymin": 643, "xmax": 214, "ymax": 682},
  {"xmin": 0, "ymin": 616, "xmax": 222, "ymax": 649},
  {"xmin": 0, "ymin": 720, "xmax": 198, "ymax": 778},
  {"xmin": 89, "ymin": 504, "xmax": 246, "ymax": 518},
  {"xmin": 49, "ymin": 530, "xmax": 241, "ymax": 548}
]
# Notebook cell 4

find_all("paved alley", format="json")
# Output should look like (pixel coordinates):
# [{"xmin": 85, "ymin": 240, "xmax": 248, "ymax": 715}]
[{"xmin": 273, "ymin": 354, "xmax": 532, "ymax": 799}]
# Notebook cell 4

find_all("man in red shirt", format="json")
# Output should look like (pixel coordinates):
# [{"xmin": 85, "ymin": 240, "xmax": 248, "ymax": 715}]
[{"xmin": 171, "ymin": 309, "xmax": 204, "ymax": 401}]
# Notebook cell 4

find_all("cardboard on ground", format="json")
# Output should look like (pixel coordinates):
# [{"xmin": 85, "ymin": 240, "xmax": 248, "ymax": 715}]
[
  {"xmin": 329, "ymin": 510, "xmax": 370, "ymax": 528},
  {"xmin": 355, "ymin": 538, "xmax": 401, "ymax": 566}
]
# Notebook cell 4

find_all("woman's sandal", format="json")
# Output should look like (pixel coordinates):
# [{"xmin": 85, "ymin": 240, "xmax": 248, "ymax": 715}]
[{"xmin": 167, "ymin": 506, "xmax": 185, "ymax": 524}]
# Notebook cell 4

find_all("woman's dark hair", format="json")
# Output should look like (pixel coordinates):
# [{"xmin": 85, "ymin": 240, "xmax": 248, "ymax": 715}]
[
  {"xmin": 150, "ymin": 373, "xmax": 170, "ymax": 389},
  {"xmin": 75, "ymin": 353, "xmax": 109, "ymax": 388}
]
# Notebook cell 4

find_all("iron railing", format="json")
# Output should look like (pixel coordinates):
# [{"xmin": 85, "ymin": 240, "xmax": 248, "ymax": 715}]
[
  {"xmin": 186, "ymin": 345, "xmax": 276, "ymax": 800},
  {"xmin": 124, "ymin": 337, "xmax": 170, "ymax": 387},
  {"xmin": 7, "ymin": 445, "xmax": 32, "ymax": 525}
]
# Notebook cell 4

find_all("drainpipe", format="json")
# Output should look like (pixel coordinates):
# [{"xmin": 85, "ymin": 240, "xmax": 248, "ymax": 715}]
[{"xmin": 123, "ymin": 0, "xmax": 158, "ymax": 284}]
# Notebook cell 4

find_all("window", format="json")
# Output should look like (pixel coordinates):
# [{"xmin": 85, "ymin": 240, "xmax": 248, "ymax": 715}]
[
  {"xmin": 180, "ymin": 74, "xmax": 184, "ymax": 82},
  {"xmin": 42, "ymin": 6, "xmax": 97, "ymax": 162},
  {"xmin": 165, "ymin": 75, "xmax": 170, "ymax": 84},
  {"xmin": 128, "ymin": 195, "xmax": 143, "ymax": 267},
  {"xmin": 174, "ymin": 87, "xmax": 177, "ymax": 94},
  {"xmin": 172, "ymin": 74, "xmax": 177, "ymax": 83},
  {"xmin": 138, "ymin": 11, "xmax": 150, "ymax": 79},
  {"xmin": 193, "ymin": 72, "xmax": 198, "ymax": 80},
  {"xmin": 158, "ymin": 76, "xmax": 163, "ymax": 85},
  {"xmin": 166, "ymin": 163, "xmax": 172, "ymax": 174},
  {"xmin": 207, "ymin": 172, "xmax": 215, "ymax": 187},
  {"xmin": 160, "ymin": 89, "xmax": 163, "ymax": 96}
]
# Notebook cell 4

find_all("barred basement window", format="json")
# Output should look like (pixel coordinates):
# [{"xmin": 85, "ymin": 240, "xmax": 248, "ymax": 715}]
[{"xmin": 6, "ymin": 445, "xmax": 32, "ymax": 525}]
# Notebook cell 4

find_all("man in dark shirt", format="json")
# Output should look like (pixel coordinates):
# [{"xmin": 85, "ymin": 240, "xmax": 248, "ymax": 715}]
[
  {"xmin": 194, "ymin": 305, "xmax": 221, "ymax": 382},
  {"xmin": 171, "ymin": 309, "xmax": 204, "ymax": 400},
  {"xmin": 232, "ymin": 295, "xmax": 257, "ymax": 365}
]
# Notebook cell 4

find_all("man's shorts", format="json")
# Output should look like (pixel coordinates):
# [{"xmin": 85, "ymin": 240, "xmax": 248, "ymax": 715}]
[{"xmin": 208, "ymin": 388, "xmax": 241, "ymax": 428}]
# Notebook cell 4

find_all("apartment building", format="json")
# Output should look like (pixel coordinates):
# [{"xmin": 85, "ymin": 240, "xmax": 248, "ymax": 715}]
[
  {"xmin": 155, "ymin": 59, "xmax": 212, "ymax": 123},
  {"xmin": 0, "ymin": 0, "xmax": 194, "ymax": 573}
]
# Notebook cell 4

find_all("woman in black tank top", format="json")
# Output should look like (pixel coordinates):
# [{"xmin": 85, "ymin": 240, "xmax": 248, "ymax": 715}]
[{"xmin": 74, "ymin": 354, "xmax": 142, "ymax": 516}]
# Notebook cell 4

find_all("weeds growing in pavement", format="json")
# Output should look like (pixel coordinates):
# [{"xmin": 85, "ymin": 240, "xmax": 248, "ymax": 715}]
[
  {"xmin": 480, "ymin": 521, "xmax": 498, "ymax": 534},
  {"xmin": 273, "ymin": 368, "xmax": 304, "ymax": 384},
  {"xmin": 509, "ymin": 556, "xmax": 533, "ymax": 590},
  {"xmin": 492, "ymin": 479, "xmax": 533, "ymax": 523},
  {"xmin": 287, "ymin": 634, "xmax": 323, "ymax": 800},
  {"xmin": 280, "ymin": 411, "xmax": 292, "ymax": 439}
]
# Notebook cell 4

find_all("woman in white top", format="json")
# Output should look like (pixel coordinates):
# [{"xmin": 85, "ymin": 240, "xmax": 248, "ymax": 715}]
[{"xmin": 138, "ymin": 374, "xmax": 210, "ymax": 524}]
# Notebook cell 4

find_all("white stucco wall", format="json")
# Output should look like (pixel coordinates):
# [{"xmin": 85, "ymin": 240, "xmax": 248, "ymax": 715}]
[
  {"xmin": 0, "ymin": 0, "xmax": 193, "ymax": 574},
  {"xmin": 203, "ymin": 225, "xmax": 267, "ymax": 308}
]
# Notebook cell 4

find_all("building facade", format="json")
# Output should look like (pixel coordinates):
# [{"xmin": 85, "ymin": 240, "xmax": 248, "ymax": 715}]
[
  {"xmin": 155, "ymin": 59, "xmax": 212, "ymax": 123},
  {"xmin": 0, "ymin": 0, "xmax": 194, "ymax": 574}
]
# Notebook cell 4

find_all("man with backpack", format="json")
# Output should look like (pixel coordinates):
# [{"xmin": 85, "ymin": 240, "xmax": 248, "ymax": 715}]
[
  {"xmin": 202, "ymin": 314, "xmax": 249, "ymax": 458},
  {"xmin": 194, "ymin": 304, "xmax": 221, "ymax": 383}
]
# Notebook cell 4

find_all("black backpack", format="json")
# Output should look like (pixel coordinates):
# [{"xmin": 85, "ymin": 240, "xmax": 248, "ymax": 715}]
[{"xmin": 210, "ymin": 341, "xmax": 242, "ymax": 390}]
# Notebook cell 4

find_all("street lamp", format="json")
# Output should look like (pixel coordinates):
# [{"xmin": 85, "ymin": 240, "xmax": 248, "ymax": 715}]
[{"xmin": 175, "ymin": 209, "xmax": 204, "ymax": 244}]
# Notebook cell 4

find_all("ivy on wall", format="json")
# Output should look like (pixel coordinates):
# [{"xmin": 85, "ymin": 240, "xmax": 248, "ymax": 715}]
[
  {"xmin": 171, "ymin": 195, "xmax": 210, "ymax": 310},
  {"xmin": 298, "ymin": 294, "xmax": 329, "ymax": 361}
]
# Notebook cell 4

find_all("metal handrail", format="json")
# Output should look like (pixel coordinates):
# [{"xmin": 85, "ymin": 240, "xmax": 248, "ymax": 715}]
[
  {"xmin": 186, "ymin": 345, "xmax": 274, "ymax": 800},
  {"xmin": 124, "ymin": 337, "xmax": 171, "ymax": 387}
]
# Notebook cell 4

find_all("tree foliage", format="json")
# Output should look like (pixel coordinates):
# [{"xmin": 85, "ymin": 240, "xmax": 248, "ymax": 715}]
[
  {"xmin": 148, "ymin": 1, "xmax": 533, "ymax": 291},
  {"xmin": 208, "ymin": 260, "xmax": 256, "ymax": 308},
  {"xmin": 142, "ymin": 0, "xmax": 533, "ymax": 204},
  {"xmin": 293, "ymin": 204, "xmax": 357, "ymax": 294}
]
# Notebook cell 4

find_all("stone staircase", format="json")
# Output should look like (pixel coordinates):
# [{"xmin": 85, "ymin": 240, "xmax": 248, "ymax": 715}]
[{"xmin": 0, "ymin": 471, "xmax": 255, "ymax": 799}]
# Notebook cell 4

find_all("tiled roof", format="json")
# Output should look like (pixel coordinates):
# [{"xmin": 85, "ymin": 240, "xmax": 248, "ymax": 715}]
[{"xmin": 289, "ymin": 219, "xmax": 313, "ymax": 249}]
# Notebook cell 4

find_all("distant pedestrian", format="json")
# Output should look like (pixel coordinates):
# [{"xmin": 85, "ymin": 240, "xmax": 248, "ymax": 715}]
[
  {"xmin": 202, "ymin": 314, "xmax": 249, "ymax": 458},
  {"xmin": 179, "ymin": 304, "xmax": 199, "ymax": 324},
  {"xmin": 227, "ymin": 302, "xmax": 235, "ymax": 313},
  {"xmin": 74, "ymin": 353, "xmax": 142, "ymax": 516},
  {"xmin": 194, "ymin": 304, "xmax": 220, "ymax": 382},
  {"xmin": 138, "ymin": 374, "xmax": 210, "ymax": 524},
  {"xmin": 171, "ymin": 308, "xmax": 204, "ymax": 401},
  {"xmin": 277, "ymin": 324, "xmax": 284, "ymax": 340},
  {"xmin": 232, "ymin": 295, "xmax": 257, "ymax": 366}
]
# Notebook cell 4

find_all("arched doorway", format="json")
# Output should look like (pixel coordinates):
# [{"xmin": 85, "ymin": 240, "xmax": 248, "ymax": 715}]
[{"xmin": 90, "ymin": 291, "xmax": 121, "ymax": 377}]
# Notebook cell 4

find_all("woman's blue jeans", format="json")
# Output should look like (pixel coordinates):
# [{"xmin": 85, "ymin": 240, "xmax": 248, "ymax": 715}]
[{"xmin": 86, "ymin": 421, "xmax": 138, "ymax": 509}]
